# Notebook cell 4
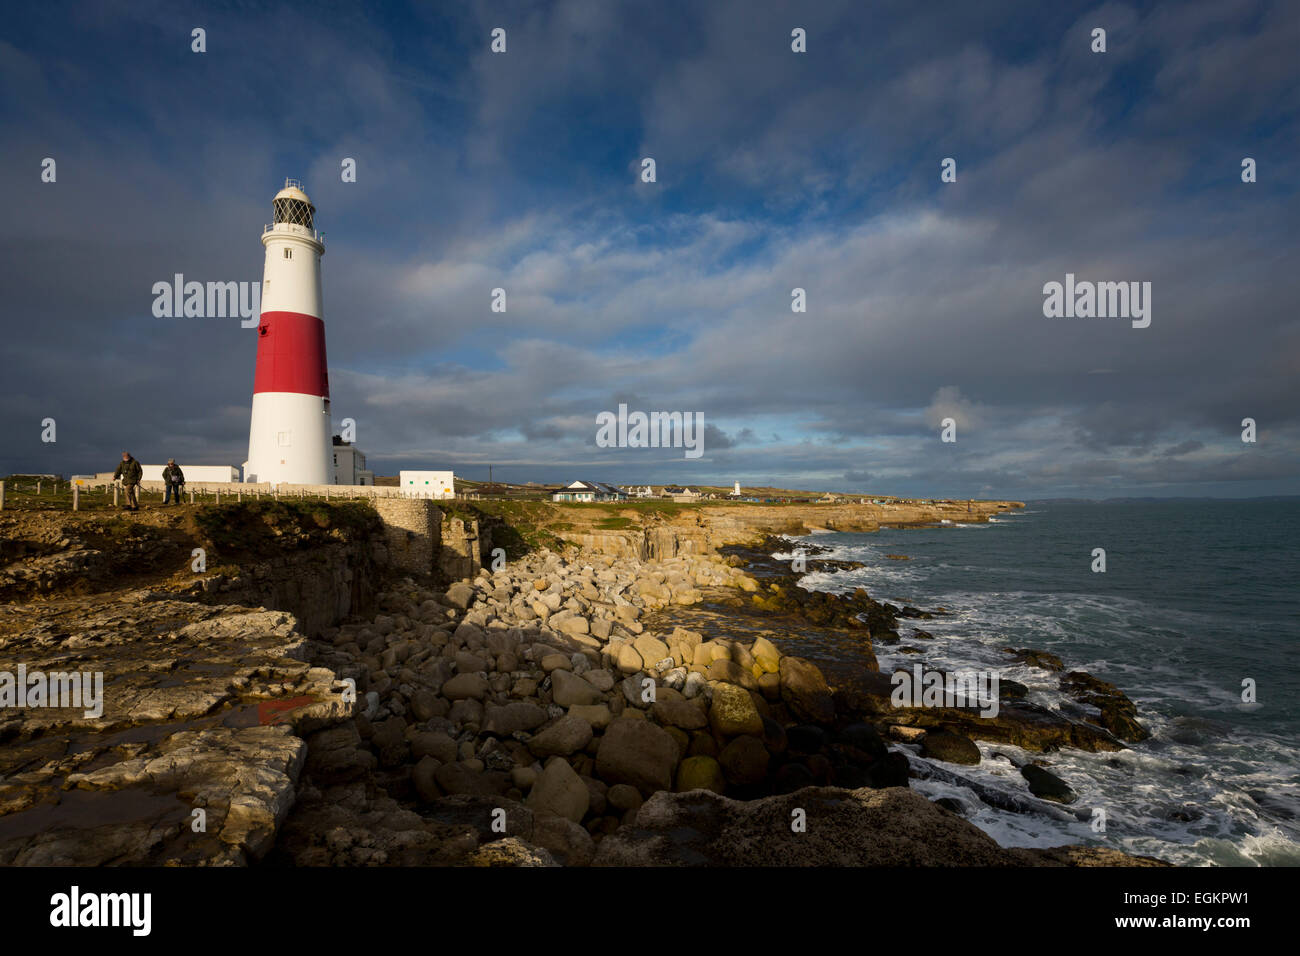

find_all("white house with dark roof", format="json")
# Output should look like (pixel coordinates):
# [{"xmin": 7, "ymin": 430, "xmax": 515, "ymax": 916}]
[
  {"xmin": 661, "ymin": 485, "xmax": 700, "ymax": 501},
  {"xmin": 551, "ymin": 480, "xmax": 627, "ymax": 502}
]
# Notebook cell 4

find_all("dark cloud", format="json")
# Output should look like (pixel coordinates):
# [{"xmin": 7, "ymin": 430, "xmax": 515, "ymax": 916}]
[
  {"xmin": 1161, "ymin": 440, "xmax": 1205, "ymax": 457},
  {"xmin": 0, "ymin": 0, "xmax": 1296, "ymax": 498}
]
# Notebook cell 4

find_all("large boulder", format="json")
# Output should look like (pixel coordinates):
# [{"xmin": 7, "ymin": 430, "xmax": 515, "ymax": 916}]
[
  {"xmin": 759, "ymin": 716, "xmax": 788, "ymax": 756},
  {"xmin": 410, "ymin": 730, "xmax": 459, "ymax": 763},
  {"xmin": 434, "ymin": 761, "xmax": 508, "ymax": 797},
  {"xmin": 675, "ymin": 755, "xmax": 726, "ymax": 794},
  {"xmin": 693, "ymin": 642, "xmax": 729, "ymax": 667},
  {"xmin": 614, "ymin": 643, "xmax": 644, "ymax": 674},
  {"xmin": 1059, "ymin": 671, "xmax": 1149, "ymax": 742},
  {"xmin": 464, "ymin": 838, "xmax": 557, "ymax": 867},
  {"xmin": 442, "ymin": 673, "xmax": 488, "ymax": 701},
  {"xmin": 369, "ymin": 716, "xmax": 408, "ymax": 767},
  {"xmin": 708, "ymin": 682, "xmax": 764, "ymax": 737},
  {"xmin": 778, "ymin": 657, "xmax": 835, "ymax": 725},
  {"xmin": 1003, "ymin": 647, "xmax": 1065, "ymax": 671},
  {"xmin": 837, "ymin": 722, "xmax": 887, "ymax": 761},
  {"xmin": 633, "ymin": 635, "xmax": 671, "ymax": 667},
  {"xmin": 444, "ymin": 582, "xmax": 475, "ymax": 610},
  {"xmin": 669, "ymin": 627, "xmax": 701, "ymax": 657},
  {"xmin": 551, "ymin": 669, "xmax": 604, "ymax": 708},
  {"xmin": 552, "ymin": 614, "xmax": 590, "ymax": 637},
  {"xmin": 568, "ymin": 703, "xmax": 612, "ymax": 730},
  {"xmin": 707, "ymin": 659, "xmax": 760, "ymax": 691},
  {"xmin": 718, "ymin": 735, "xmax": 770, "ymax": 785},
  {"xmin": 455, "ymin": 650, "xmax": 488, "ymax": 673},
  {"xmin": 530, "ymin": 813, "xmax": 596, "ymax": 866},
  {"xmin": 594, "ymin": 718, "xmax": 679, "ymax": 794},
  {"xmin": 409, "ymin": 689, "xmax": 440, "ymax": 722},
  {"xmin": 482, "ymin": 702, "xmax": 548, "ymax": 736},
  {"xmin": 607, "ymin": 784, "xmax": 642, "ymax": 814},
  {"xmin": 920, "ymin": 731, "xmax": 981, "ymax": 765},
  {"xmin": 592, "ymin": 786, "xmax": 1019, "ymax": 866},
  {"xmin": 526, "ymin": 758, "xmax": 590, "ymax": 822},
  {"xmin": 750, "ymin": 636, "xmax": 781, "ymax": 674},
  {"xmin": 1021, "ymin": 764, "xmax": 1077, "ymax": 804},
  {"xmin": 772, "ymin": 762, "xmax": 815, "ymax": 794},
  {"xmin": 412, "ymin": 755, "xmax": 441, "ymax": 802},
  {"xmin": 528, "ymin": 715, "xmax": 594, "ymax": 757},
  {"xmin": 651, "ymin": 695, "xmax": 709, "ymax": 731}
]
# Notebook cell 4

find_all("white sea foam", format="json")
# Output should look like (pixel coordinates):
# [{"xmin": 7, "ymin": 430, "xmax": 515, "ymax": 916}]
[{"xmin": 784, "ymin": 519, "xmax": 1300, "ymax": 866}]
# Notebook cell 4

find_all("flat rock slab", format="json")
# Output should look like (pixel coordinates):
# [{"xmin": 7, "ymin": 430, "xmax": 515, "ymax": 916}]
[{"xmin": 0, "ymin": 595, "xmax": 352, "ymax": 865}]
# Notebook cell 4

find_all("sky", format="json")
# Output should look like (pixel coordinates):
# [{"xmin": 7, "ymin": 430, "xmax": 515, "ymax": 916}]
[{"xmin": 1, "ymin": 0, "xmax": 1297, "ymax": 499}]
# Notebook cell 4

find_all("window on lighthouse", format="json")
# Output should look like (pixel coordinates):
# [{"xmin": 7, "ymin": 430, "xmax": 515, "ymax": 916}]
[{"xmin": 283, "ymin": 248, "xmax": 292, "ymax": 259}]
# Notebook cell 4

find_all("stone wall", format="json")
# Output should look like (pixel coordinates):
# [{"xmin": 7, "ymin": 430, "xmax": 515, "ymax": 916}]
[
  {"xmin": 439, "ymin": 515, "xmax": 482, "ymax": 581},
  {"xmin": 372, "ymin": 498, "xmax": 442, "ymax": 576},
  {"xmin": 197, "ymin": 538, "xmax": 379, "ymax": 637},
  {"xmin": 364, "ymin": 499, "xmax": 488, "ymax": 583}
]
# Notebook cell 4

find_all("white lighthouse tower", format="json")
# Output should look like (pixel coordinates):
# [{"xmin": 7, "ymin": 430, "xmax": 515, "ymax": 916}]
[{"xmin": 243, "ymin": 180, "xmax": 332, "ymax": 485}]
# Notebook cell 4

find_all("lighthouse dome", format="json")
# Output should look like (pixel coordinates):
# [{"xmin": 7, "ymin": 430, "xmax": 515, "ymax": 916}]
[{"xmin": 272, "ymin": 179, "xmax": 315, "ymax": 228}]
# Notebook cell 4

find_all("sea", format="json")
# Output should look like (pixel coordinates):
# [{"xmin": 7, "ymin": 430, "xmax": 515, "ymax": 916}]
[{"xmin": 787, "ymin": 499, "xmax": 1300, "ymax": 866}]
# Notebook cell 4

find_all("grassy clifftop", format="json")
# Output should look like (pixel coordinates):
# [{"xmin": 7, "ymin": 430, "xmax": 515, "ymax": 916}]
[{"xmin": 192, "ymin": 499, "xmax": 383, "ymax": 560}]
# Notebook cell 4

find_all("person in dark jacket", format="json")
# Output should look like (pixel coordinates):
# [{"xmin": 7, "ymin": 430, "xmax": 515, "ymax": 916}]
[
  {"xmin": 162, "ymin": 458, "xmax": 185, "ymax": 505},
  {"xmin": 113, "ymin": 452, "xmax": 143, "ymax": 510}
]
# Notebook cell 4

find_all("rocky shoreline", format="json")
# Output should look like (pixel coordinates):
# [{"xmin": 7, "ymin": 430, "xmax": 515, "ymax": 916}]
[
  {"xmin": 0, "ymin": 504, "xmax": 1165, "ymax": 866},
  {"xmin": 271, "ymin": 536, "xmax": 1161, "ymax": 865}
]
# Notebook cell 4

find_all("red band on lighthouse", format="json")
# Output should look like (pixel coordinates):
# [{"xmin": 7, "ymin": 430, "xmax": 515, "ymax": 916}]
[{"xmin": 253, "ymin": 310, "xmax": 330, "ymax": 397}]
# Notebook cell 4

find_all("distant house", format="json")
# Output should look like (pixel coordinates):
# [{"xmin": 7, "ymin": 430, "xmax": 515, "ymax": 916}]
[
  {"xmin": 551, "ymin": 480, "xmax": 626, "ymax": 502},
  {"xmin": 332, "ymin": 436, "xmax": 375, "ymax": 486},
  {"xmin": 662, "ymin": 485, "xmax": 700, "ymax": 502}
]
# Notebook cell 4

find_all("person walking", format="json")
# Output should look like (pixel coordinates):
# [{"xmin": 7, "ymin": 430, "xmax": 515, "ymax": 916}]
[
  {"xmin": 162, "ymin": 458, "xmax": 185, "ymax": 505},
  {"xmin": 113, "ymin": 451, "xmax": 143, "ymax": 511}
]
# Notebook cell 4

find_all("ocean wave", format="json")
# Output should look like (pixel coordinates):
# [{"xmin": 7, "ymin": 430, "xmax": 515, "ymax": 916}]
[{"xmin": 789, "ymin": 520, "xmax": 1300, "ymax": 866}]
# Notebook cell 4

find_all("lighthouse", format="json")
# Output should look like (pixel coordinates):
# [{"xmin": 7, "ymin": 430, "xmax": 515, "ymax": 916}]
[{"xmin": 243, "ymin": 180, "xmax": 332, "ymax": 485}]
